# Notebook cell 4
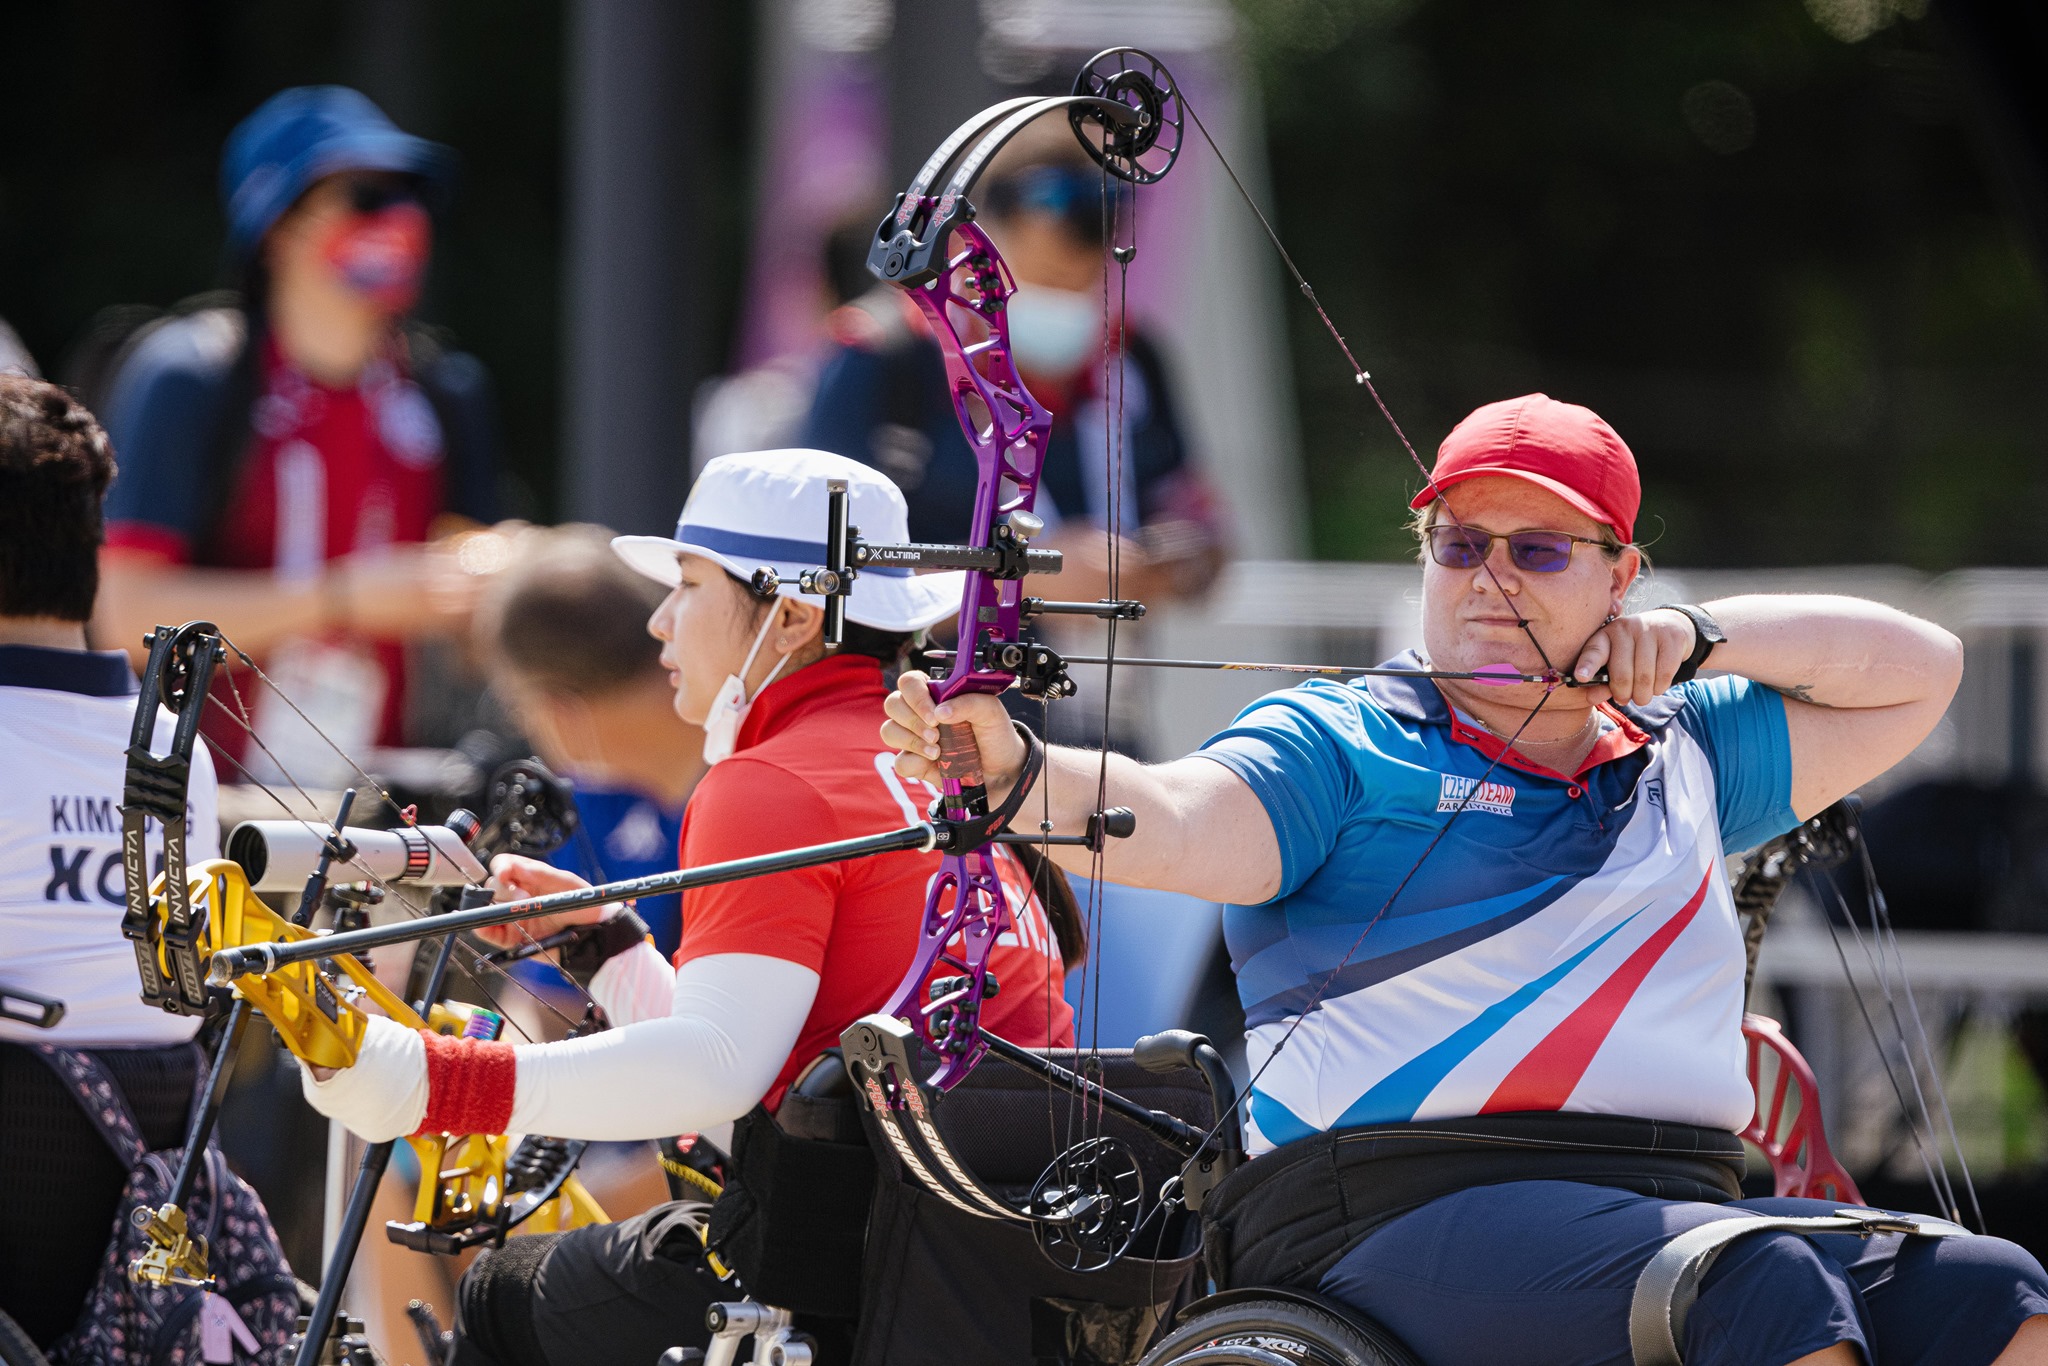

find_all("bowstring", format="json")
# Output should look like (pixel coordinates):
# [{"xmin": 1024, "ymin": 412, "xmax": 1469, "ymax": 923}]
[
  {"xmin": 205, "ymin": 634, "xmax": 596, "ymax": 1040},
  {"xmin": 1183, "ymin": 693, "xmax": 1555, "ymax": 1163},
  {"xmin": 1178, "ymin": 93, "xmax": 1565, "ymax": 684},
  {"xmin": 1851, "ymin": 832, "xmax": 1983, "ymax": 1228},
  {"xmin": 1814, "ymin": 850, "xmax": 1984, "ymax": 1229},
  {"xmin": 1131, "ymin": 79, "xmax": 1616, "ymax": 1161},
  {"xmin": 1809, "ymin": 865, "xmax": 1954, "ymax": 1217},
  {"xmin": 1173, "ymin": 75, "xmax": 1984, "ymax": 1225},
  {"xmin": 210, "ymin": 657, "xmax": 578, "ymax": 1040},
  {"xmin": 205, "ymin": 679, "xmax": 575, "ymax": 1042}
]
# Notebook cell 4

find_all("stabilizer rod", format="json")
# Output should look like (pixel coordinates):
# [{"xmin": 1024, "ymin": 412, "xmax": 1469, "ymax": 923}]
[{"xmin": 209, "ymin": 824, "xmax": 940, "ymax": 981}]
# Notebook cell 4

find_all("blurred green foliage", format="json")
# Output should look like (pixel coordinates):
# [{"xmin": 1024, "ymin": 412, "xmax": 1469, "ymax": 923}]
[{"xmin": 1236, "ymin": 0, "xmax": 2048, "ymax": 567}]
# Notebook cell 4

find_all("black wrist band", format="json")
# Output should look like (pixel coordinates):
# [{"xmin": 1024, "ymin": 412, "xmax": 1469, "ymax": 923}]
[
  {"xmin": 559, "ymin": 909, "xmax": 651, "ymax": 979},
  {"xmin": 993, "ymin": 721, "xmax": 1046, "ymax": 830},
  {"xmin": 1665, "ymin": 603, "xmax": 1726, "ymax": 686}
]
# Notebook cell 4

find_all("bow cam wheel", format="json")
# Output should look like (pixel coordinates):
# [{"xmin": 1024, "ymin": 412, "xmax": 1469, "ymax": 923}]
[
  {"xmin": 1027, "ymin": 1135, "xmax": 1145, "ymax": 1271},
  {"xmin": 1071, "ymin": 47, "xmax": 1183, "ymax": 185},
  {"xmin": 155, "ymin": 621, "xmax": 222, "ymax": 713}
]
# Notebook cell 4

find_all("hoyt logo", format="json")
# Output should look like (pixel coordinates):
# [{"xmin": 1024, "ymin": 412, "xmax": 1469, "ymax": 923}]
[{"xmin": 1438, "ymin": 773, "xmax": 1517, "ymax": 816}]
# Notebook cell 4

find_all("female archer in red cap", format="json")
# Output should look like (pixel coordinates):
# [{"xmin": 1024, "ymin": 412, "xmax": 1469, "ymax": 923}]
[{"xmin": 885, "ymin": 394, "xmax": 2048, "ymax": 1366}]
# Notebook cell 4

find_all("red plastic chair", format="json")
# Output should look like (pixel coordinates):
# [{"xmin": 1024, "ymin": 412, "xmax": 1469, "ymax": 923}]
[{"xmin": 1742, "ymin": 1012, "xmax": 1863, "ymax": 1203}]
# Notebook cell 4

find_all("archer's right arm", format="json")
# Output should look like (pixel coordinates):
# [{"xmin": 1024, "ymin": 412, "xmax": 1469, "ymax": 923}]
[{"xmin": 882, "ymin": 671, "xmax": 1283, "ymax": 905}]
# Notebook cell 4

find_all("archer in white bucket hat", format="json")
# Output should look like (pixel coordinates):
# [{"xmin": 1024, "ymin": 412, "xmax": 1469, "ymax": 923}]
[{"xmin": 612, "ymin": 449, "xmax": 965, "ymax": 632}]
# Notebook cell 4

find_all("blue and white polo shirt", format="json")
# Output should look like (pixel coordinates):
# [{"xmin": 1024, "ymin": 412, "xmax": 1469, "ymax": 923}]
[{"xmin": 1198, "ymin": 653, "xmax": 1796, "ymax": 1155}]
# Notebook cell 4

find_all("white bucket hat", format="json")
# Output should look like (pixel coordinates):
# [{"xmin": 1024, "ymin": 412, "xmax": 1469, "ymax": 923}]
[{"xmin": 612, "ymin": 449, "xmax": 965, "ymax": 633}]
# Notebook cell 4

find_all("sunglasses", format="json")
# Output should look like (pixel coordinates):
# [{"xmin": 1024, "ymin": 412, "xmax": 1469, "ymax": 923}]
[
  {"xmin": 1426, "ymin": 525, "xmax": 1610, "ymax": 573},
  {"xmin": 341, "ymin": 176, "xmax": 423, "ymax": 216}
]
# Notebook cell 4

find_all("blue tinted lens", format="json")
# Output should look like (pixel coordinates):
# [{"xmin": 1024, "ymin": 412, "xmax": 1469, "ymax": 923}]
[
  {"xmin": 1429, "ymin": 527, "xmax": 1491, "ymax": 567},
  {"xmin": 1508, "ymin": 533, "xmax": 1575, "ymax": 572}
]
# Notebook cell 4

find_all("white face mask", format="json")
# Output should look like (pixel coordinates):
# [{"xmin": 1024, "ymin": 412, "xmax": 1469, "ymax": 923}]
[
  {"xmin": 700, "ymin": 607, "xmax": 793, "ymax": 766},
  {"xmin": 1004, "ymin": 285, "xmax": 1099, "ymax": 377}
]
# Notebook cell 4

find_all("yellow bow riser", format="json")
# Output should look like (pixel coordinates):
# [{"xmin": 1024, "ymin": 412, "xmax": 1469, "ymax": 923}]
[{"xmin": 142, "ymin": 860, "xmax": 605, "ymax": 1258}]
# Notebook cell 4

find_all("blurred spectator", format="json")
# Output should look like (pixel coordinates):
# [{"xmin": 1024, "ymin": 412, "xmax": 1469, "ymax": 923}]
[
  {"xmin": 476, "ymin": 525, "xmax": 706, "ymax": 956},
  {"xmin": 0, "ymin": 319, "xmax": 35, "ymax": 378},
  {"xmin": 802, "ymin": 139, "xmax": 1224, "ymax": 606},
  {"xmin": 92, "ymin": 87, "xmax": 500, "ymax": 780},
  {"xmin": 689, "ymin": 215, "xmax": 882, "ymax": 473},
  {"xmin": 0, "ymin": 376, "xmax": 235, "ymax": 1350}
]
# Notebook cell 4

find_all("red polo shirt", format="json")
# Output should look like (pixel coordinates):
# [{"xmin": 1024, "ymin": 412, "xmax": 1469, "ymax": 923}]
[{"xmin": 678, "ymin": 653, "xmax": 1075, "ymax": 1106}]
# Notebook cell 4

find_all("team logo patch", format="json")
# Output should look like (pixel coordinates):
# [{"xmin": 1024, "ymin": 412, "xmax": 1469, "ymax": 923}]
[{"xmin": 1438, "ymin": 773, "xmax": 1517, "ymax": 816}]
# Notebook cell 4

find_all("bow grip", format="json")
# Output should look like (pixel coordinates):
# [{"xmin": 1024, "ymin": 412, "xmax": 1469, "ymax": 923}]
[{"xmin": 934, "ymin": 723, "xmax": 986, "ymax": 790}]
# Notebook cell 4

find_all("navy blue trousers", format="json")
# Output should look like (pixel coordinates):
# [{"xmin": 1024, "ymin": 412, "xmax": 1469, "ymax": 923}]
[{"xmin": 1321, "ymin": 1181, "xmax": 2048, "ymax": 1366}]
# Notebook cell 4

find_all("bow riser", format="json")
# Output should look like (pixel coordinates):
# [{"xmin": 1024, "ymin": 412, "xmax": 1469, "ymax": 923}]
[
  {"xmin": 129, "ymin": 866, "xmax": 608, "ymax": 1284},
  {"xmin": 862, "ymin": 217, "xmax": 1054, "ymax": 1081},
  {"xmin": 910, "ymin": 221, "xmax": 1054, "ymax": 714},
  {"xmin": 870, "ymin": 850, "xmax": 1006, "ymax": 1088}
]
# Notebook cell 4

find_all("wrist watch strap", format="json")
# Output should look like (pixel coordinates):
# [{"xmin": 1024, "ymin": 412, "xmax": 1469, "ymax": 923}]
[
  {"xmin": 1666, "ymin": 603, "xmax": 1727, "ymax": 686},
  {"xmin": 559, "ymin": 909, "xmax": 651, "ymax": 979}
]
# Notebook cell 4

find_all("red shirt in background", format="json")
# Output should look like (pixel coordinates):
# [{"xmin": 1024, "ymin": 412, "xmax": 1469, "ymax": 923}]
[
  {"xmin": 105, "ymin": 336, "xmax": 447, "ymax": 747},
  {"xmin": 676, "ymin": 654, "xmax": 1075, "ymax": 1108}
]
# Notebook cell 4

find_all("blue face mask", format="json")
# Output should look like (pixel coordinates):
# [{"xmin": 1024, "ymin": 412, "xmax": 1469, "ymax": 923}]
[{"xmin": 1004, "ymin": 286, "xmax": 1099, "ymax": 378}]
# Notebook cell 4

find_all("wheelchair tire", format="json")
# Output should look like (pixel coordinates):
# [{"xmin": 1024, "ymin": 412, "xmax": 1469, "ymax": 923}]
[
  {"xmin": 1139, "ymin": 1296, "xmax": 1422, "ymax": 1366},
  {"xmin": 0, "ymin": 1308, "xmax": 51, "ymax": 1366}
]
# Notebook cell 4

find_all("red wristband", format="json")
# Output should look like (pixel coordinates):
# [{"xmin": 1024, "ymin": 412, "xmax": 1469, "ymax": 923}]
[{"xmin": 416, "ymin": 1029, "xmax": 516, "ymax": 1136}]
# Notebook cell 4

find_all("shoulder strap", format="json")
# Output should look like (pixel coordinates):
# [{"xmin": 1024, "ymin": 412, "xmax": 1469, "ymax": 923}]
[
  {"xmin": 27, "ymin": 1044, "xmax": 149, "ymax": 1169},
  {"xmin": 1628, "ymin": 1208, "xmax": 1968, "ymax": 1366}
]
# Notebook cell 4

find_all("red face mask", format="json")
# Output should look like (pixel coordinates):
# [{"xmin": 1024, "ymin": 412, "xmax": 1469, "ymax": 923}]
[{"xmin": 320, "ymin": 203, "xmax": 432, "ymax": 312}]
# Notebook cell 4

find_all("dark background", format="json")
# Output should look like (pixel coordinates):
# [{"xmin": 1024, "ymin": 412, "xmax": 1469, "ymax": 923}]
[
  {"xmin": 1245, "ymin": 0, "xmax": 2048, "ymax": 565},
  {"xmin": 0, "ymin": 0, "xmax": 2042, "ymax": 565}
]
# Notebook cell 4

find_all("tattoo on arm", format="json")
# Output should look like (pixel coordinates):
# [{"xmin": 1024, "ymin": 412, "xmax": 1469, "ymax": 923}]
[{"xmin": 1773, "ymin": 683, "xmax": 1835, "ymax": 708}]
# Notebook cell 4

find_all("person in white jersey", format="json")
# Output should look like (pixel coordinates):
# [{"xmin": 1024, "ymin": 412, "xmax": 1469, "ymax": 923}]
[
  {"xmin": 883, "ymin": 394, "xmax": 2048, "ymax": 1366},
  {"xmin": 0, "ymin": 375, "xmax": 222, "ymax": 1350}
]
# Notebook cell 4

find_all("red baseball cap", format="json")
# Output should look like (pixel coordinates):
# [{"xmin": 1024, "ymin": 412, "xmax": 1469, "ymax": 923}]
[{"xmin": 1408, "ymin": 394, "xmax": 1640, "ymax": 542}]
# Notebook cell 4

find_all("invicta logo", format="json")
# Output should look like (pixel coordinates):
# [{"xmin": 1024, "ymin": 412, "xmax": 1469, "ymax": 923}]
[{"xmin": 1438, "ymin": 773, "xmax": 1517, "ymax": 816}]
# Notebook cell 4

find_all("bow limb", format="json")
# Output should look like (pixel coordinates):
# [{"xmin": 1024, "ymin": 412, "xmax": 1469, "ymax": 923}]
[
  {"xmin": 116, "ymin": 622, "xmax": 611, "ymax": 1342},
  {"xmin": 808, "ymin": 53, "xmax": 1206, "ymax": 1272}
]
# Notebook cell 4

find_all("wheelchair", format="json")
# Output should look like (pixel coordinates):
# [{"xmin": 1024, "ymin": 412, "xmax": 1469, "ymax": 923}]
[
  {"xmin": 674, "ymin": 788, "xmax": 1876, "ymax": 1366},
  {"xmin": 677, "ymin": 1008, "xmax": 1856, "ymax": 1366}
]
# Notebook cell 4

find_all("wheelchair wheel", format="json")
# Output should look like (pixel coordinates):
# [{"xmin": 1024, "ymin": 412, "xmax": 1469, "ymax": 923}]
[
  {"xmin": 0, "ymin": 1308, "xmax": 51, "ymax": 1366},
  {"xmin": 1139, "ymin": 1296, "xmax": 1422, "ymax": 1366}
]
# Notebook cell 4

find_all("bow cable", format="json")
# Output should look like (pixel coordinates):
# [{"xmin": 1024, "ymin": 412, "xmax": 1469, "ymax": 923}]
[
  {"xmin": 203, "ymin": 632, "xmax": 606, "ymax": 1040},
  {"xmin": 1813, "ymin": 846, "xmax": 1984, "ymax": 1228},
  {"xmin": 1074, "ymin": 64, "xmax": 1570, "ymax": 1158}
]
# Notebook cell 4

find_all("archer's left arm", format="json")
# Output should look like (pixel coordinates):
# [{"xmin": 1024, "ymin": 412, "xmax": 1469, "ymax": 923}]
[{"xmin": 1582, "ymin": 595, "xmax": 1963, "ymax": 820}]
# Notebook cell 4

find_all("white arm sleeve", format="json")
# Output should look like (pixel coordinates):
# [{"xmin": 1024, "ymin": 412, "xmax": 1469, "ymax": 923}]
[
  {"xmin": 298, "ymin": 1013, "xmax": 429, "ymax": 1143},
  {"xmin": 505, "ymin": 953, "xmax": 819, "ymax": 1141},
  {"xmin": 589, "ymin": 939, "xmax": 676, "ymax": 1026}
]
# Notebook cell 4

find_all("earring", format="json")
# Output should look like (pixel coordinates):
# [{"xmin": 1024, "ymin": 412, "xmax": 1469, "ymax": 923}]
[{"xmin": 1603, "ymin": 612, "xmax": 1619, "ymax": 625}]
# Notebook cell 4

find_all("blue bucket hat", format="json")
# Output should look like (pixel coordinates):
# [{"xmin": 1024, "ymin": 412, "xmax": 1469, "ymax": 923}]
[{"xmin": 220, "ymin": 86, "xmax": 453, "ymax": 258}]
